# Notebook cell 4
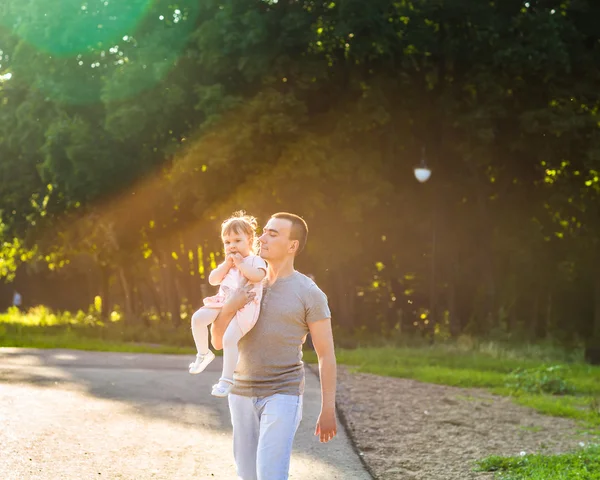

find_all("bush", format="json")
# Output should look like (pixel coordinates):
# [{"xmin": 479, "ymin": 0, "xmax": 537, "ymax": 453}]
[{"xmin": 505, "ymin": 365, "xmax": 576, "ymax": 395}]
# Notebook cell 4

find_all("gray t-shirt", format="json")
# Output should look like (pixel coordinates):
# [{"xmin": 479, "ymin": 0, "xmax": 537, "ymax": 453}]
[{"xmin": 232, "ymin": 271, "xmax": 331, "ymax": 398}]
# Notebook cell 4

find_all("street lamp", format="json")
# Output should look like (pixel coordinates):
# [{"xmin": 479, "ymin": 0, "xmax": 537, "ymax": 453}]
[
  {"xmin": 414, "ymin": 147, "xmax": 432, "ymax": 183},
  {"xmin": 414, "ymin": 147, "xmax": 436, "ymax": 340}
]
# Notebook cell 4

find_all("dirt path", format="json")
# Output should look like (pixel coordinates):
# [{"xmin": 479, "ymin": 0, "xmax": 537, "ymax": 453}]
[
  {"xmin": 335, "ymin": 366, "xmax": 592, "ymax": 480},
  {"xmin": 0, "ymin": 348, "xmax": 370, "ymax": 480}
]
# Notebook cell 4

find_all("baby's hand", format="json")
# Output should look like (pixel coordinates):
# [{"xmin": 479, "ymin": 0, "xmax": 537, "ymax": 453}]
[
  {"xmin": 225, "ymin": 254, "xmax": 235, "ymax": 268},
  {"xmin": 231, "ymin": 253, "xmax": 244, "ymax": 267}
]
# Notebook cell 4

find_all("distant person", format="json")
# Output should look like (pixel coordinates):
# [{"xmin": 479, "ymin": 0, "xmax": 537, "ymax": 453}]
[
  {"xmin": 12, "ymin": 290, "xmax": 22, "ymax": 311},
  {"xmin": 211, "ymin": 212, "xmax": 337, "ymax": 480},
  {"xmin": 188, "ymin": 211, "xmax": 267, "ymax": 398}
]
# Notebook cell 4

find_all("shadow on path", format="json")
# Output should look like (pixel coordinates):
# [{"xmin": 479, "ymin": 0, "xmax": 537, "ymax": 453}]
[{"xmin": 0, "ymin": 348, "xmax": 371, "ymax": 480}]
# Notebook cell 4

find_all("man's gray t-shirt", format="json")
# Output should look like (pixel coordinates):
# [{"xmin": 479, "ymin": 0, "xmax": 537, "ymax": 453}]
[{"xmin": 232, "ymin": 271, "xmax": 330, "ymax": 398}]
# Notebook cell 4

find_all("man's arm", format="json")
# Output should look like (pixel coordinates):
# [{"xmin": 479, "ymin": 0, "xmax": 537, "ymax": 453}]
[
  {"xmin": 210, "ymin": 284, "xmax": 255, "ymax": 350},
  {"xmin": 308, "ymin": 317, "xmax": 337, "ymax": 443}
]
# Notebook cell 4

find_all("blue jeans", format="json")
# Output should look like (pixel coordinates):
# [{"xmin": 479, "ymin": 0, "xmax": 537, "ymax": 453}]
[{"xmin": 228, "ymin": 393, "xmax": 303, "ymax": 480}]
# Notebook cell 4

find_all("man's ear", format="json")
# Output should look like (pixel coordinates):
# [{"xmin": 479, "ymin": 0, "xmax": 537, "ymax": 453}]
[{"xmin": 289, "ymin": 240, "xmax": 299, "ymax": 254}]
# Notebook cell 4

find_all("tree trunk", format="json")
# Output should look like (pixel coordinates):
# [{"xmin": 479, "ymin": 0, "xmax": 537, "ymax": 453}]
[
  {"xmin": 86, "ymin": 265, "xmax": 95, "ymax": 309},
  {"xmin": 165, "ymin": 258, "xmax": 181, "ymax": 326},
  {"xmin": 333, "ymin": 268, "xmax": 355, "ymax": 330},
  {"xmin": 472, "ymin": 168, "xmax": 497, "ymax": 333},
  {"xmin": 99, "ymin": 265, "xmax": 111, "ymax": 320},
  {"xmin": 529, "ymin": 292, "xmax": 536, "ymax": 340},
  {"xmin": 448, "ymin": 280, "xmax": 460, "ymax": 336},
  {"xmin": 390, "ymin": 276, "xmax": 403, "ymax": 331},
  {"xmin": 117, "ymin": 265, "xmax": 134, "ymax": 322},
  {"xmin": 594, "ymin": 268, "xmax": 600, "ymax": 340},
  {"xmin": 142, "ymin": 277, "xmax": 163, "ymax": 325},
  {"xmin": 544, "ymin": 292, "xmax": 553, "ymax": 338},
  {"xmin": 583, "ymin": 265, "xmax": 600, "ymax": 364}
]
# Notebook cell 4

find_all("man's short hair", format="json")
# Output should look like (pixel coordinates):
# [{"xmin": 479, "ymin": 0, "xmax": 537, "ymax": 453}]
[{"xmin": 271, "ymin": 212, "xmax": 308, "ymax": 255}]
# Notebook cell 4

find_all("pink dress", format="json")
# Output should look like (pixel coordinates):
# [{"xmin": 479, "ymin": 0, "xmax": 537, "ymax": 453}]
[{"xmin": 202, "ymin": 255, "xmax": 267, "ymax": 335}]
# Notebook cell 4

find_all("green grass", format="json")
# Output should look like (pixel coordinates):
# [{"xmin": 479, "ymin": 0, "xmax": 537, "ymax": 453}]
[
  {"xmin": 476, "ymin": 445, "xmax": 600, "ymax": 479},
  {"xmin": 0, "ymin": 306, "xmax": 196, "ymax": 354},
  {"xmin": 1, "ymin": 333, "xmax": 194, "ymax": 354},
  {"xmin": 508, "ymin": 393, "xmax": 600, "ymax": 429}
]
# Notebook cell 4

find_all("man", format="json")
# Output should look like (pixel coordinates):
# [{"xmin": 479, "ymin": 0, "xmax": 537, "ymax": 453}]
[{"xmin": 211, "ymin": 212, "xmax": 337, "ymax": 480}]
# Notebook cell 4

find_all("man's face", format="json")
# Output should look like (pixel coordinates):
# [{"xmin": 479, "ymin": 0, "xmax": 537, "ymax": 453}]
[{"xmin": 258, "ymin": 217, "xmax": 296, "ymax": 261}]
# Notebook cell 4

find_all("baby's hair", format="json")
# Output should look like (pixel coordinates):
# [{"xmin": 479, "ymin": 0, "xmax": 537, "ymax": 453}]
[{"xmin": 221, "ymin": 211, "xmax": 260, "ymax": 254}]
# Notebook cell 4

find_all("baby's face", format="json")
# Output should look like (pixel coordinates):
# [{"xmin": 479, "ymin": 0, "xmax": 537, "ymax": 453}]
[{"xmin": 222, "ymin": 232, "xmax": 252, "ymax": 257}]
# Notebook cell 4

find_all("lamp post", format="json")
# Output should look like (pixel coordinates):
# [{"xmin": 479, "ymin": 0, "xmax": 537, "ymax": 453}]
[
  {"xmin": 414, "ymin": 147, "xmax": 436, "ymax": 339},
  {"xmin": 414, "ymin": 148, "xmax": 432, "ymax": 184}
]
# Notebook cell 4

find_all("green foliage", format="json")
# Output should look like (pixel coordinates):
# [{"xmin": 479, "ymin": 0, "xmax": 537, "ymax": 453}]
[
  {"xmin": 0, "ymin": 219, "xmax": 37, "ymax": 281},
  {"xmin": 476, "ymin": 445, "xmax": 600, "ymax": 479},
  {"xmin": 506, "ymin": 365, "xmax": 577, "ymax": 396}
]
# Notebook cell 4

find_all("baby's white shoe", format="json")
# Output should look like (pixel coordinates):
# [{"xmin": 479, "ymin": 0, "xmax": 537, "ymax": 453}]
[
  {"xmin": 188, "ymin": 351, "xmax": 215, "ymax": 374},
  {"xmin": 211, "ymin": 378, "xmax": 234, "ymax": 397}
]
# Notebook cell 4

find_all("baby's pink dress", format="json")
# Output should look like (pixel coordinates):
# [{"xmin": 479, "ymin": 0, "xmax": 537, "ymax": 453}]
[{"xmin": 203, "ymin": 255, "xmax": 267, "ymax": 335}]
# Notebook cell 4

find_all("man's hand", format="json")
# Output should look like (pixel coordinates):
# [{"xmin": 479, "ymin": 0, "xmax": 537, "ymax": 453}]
[
  {"xmin": 308, "ymin": 317, "xmax": 337, "ymax": 443},
  {"xmin": 210, "ymin": 283, "xmax": 256, "ymax": 350},
  {"xmin": 226, "ymin": 283, "xmax": 256, "ymax": 311},
  {"xmin": 314, "ymin": 409, "xmax": 337, "ymax": 443}
]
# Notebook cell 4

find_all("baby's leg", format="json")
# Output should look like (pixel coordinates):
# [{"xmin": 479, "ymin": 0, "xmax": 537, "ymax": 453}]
[
  {"xmin": 221, "ymin": 320, "xmax": 244, "ymax": 381},
  {"xmin": 211, "ymin": 320, "xmax": 244, "ymax": 397},
  {"xmin": 191, "ymin": 307, "xmax": 220, "ymax": 355}
]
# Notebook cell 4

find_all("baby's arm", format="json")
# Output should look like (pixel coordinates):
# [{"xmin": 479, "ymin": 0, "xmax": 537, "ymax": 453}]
[
  {"xmin": 208, "ymin": 257, "xmax": 233, "ymax": 286},
  {"xmin": 231, "ymin": 254, "xmax": 267, "ymax": 284},
  {"xmin": 237, "ymin": 263, "xmax": 267, "ymax": 283}
]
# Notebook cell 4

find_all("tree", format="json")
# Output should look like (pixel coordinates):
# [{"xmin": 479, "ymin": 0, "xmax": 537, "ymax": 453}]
[{"xmin": 2, "ymin": 0, "xmax": 600, "ymax": 346}]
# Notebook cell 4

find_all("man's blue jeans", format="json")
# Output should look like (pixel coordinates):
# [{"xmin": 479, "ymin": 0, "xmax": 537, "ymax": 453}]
[{"xmin": 228, "ymin": 393, "xmax": 303, "ymax": 480}]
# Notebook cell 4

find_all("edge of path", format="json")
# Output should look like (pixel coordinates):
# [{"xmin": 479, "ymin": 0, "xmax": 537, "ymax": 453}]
[{"xmin": 307, "ymin": 363, "xmax": 377, "ymax": 479}]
